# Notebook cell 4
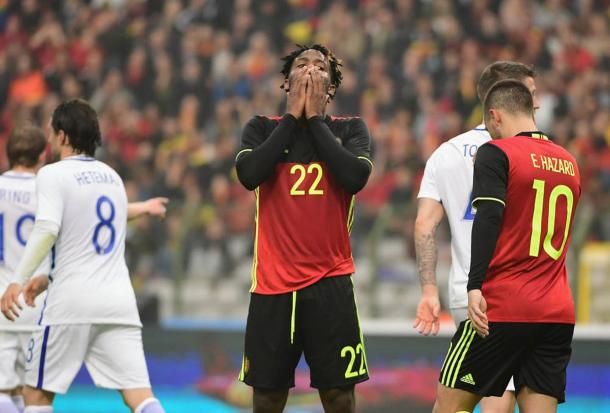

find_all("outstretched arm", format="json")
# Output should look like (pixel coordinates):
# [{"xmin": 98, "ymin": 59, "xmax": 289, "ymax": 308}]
[{"xmin": 127, "ymin": 197, "xmax": 169, "ymax": 220}]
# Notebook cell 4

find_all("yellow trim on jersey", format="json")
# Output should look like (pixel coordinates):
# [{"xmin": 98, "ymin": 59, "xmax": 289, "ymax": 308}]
[
  {"xmin": 347, "ymin": 195, "xmax": 356, "ymax": 233},
  {"xmin": 472, "ymin": 197, "xmax": 506, "ymax": 207},
  {"xmin": 291, "ymin": 291, "xmax": 297, "ymax": 344},
  {"xmin": 530, "ymin": 133, "xmax": 549, "ymax": 140},
  {"xmin": 235, "ymin": 148, "xmax": 253, "ymax": 161},
  {"xmin": 249, "ymin": 188, "xmax": 260, "ymax": 292},
  {"xmin": 358, "ymin": 156, "xmax": 374, "ymax": 170}
]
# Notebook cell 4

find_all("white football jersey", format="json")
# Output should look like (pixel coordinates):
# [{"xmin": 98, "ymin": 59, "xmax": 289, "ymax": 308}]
[
  {"xmin": 0, "ymin": 171, "xmax": 48, "ymax": 331},
  {"xmin": 34, "ymin": 155, "xmax": 141, "ymax": 326},
  {"xmin": 417, "ymin": 125, "xmax": 491, "ymax": 309}
]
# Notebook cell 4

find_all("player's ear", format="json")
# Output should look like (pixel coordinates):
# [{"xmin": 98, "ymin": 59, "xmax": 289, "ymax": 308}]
[
  {"xmin": 489, "ymin": 108, "xmax": 501, "ymax": 125},
  {"xmin": 282, "ymin": 78, "xmax": 290, "ymax": 94},
  {"xmin": 58, "ymin": 130, "xmax": 68, "ymax": 146},
  {"xmin": 327, "ymin": 84, "xmax": 336, "ymax": 101}
]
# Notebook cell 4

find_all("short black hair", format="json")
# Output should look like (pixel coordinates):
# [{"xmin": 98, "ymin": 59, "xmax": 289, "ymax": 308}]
[
  {"xmin": 477, "ymin": 61, "xmax": 536, "ymax": 102},
  {"xmin": 7, "ymin": 125, "xmax": 47, "ymax": 168},
  {"xmin": 51, "ymin": 99, "xmax": 101, "ymax": 157},
  {"xmin": 280, "ymin": 44, "xmax": 343, "ymax": 96},
  {"xmin": 483, "ymin": 79, "xmax": 534, "ymax": 121}
]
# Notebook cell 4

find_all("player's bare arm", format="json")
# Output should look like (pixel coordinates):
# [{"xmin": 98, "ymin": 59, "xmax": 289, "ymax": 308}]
[
  {"xmin": 413, "ymin": 198, "xmax": 444, "ymax": 335},
  {"xmin": 127, "ymin": 197, "xmax": 169, "ymax": 220}
]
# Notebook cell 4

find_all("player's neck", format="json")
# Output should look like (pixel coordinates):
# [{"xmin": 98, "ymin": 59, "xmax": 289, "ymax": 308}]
[
  {"xmin": 9, "ymin": 165, "xmax": 35, "ymax": 174},
  {"xmin": 60, "ymin": 146, "xmax": 89, "ymax": 160},
  {"xmin": 504, "ymin": 118, "xmax": 538, "ymax": 138}
]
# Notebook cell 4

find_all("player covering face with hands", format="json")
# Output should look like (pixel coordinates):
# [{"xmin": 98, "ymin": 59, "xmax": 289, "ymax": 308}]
[
  {"xmin": 284, "ymin": 49, "xmax": 336, "ymax": 120},
  {"xmin": 236, "ymin": 45, "xmax": 372, "ymax": 413}
]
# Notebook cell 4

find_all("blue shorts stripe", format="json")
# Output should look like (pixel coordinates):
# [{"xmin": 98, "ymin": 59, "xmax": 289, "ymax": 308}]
[
  {"xmin": 37, "ymin": 293, "xmax": 48, "ymax": 325},
  {"xmin": 37, "ymin": 326, "xmax": 51, "ymax": 388}
]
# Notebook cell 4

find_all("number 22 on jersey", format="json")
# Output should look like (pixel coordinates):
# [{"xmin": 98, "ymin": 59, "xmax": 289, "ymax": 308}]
[
  {"xmin": 529, "ymin": 179, "xmax": 574, "ymax": 260},
  {"xmin": 289, "ymin": 163, "xmax": 324, "ymax": 196}
]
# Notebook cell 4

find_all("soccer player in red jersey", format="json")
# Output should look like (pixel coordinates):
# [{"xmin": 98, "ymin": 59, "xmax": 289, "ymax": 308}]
[
  {"xmin": 434, "ymin": 79, "xmax": 581, "ymax": 413},
  {"xmin": 235, "ymin": 45, "xmax": 372, "ymax": 413}
]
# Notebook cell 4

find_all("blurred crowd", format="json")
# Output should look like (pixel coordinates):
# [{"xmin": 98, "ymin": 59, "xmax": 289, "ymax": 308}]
[{"xmin": 0, "ymin": 0, "xmax": 609, "ymax": 306}]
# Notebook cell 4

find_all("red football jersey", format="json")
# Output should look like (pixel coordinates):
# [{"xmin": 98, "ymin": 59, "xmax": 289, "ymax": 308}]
[
  {"xmin": 238, "ymin": 115, "xmax": 371, "ymax": 294},
  {"xmin": 481, "ymin": 134, "xmax": 581, "ymax": 323},
  {"xmin": 252, "ymin": 162, "xmax": 356, "ymax": 293}
]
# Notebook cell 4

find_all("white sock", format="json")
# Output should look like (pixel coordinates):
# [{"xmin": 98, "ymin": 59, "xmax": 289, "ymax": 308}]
[
  {"xmin": 0, "ymin": 393, "xmax": 20, "ymax": 413},
  {"xmin": 23, "ymin": 406, "xmax": 53, "ymax": 413},
  {"xmin": 134, "ymin": 398, "xmax": 165, "ymax": 413},
  {"xmin": 11, "ymin": 395, "xmax": 25, "ymax": 412}
]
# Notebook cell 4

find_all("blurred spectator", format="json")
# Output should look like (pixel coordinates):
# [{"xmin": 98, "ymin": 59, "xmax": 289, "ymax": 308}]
[{"xmin": 0, "ymin": 0, "xmax": 608, "ymax": 314}]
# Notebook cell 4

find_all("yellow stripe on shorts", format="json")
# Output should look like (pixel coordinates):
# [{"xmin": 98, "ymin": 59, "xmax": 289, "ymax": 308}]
[{"xmin": 441, "ymin": 320, "xmax": 471, "ymax": 386}]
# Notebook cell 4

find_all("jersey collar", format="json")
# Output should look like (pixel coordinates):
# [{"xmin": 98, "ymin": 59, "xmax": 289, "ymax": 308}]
[
  {"xmin": 62, "ymin": 155, "xmax": 96, "ymax": 161},
  {"xmin": 517, "ymin": 131, "xmax": 549, "ymax": 140},
  {"xmin": 2, "ymin": 170, "xmax": 35, "ymax": 179}
]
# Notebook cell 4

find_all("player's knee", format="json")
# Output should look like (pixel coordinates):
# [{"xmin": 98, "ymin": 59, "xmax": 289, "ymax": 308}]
[
  {"xmin": 133, "ymin": 397, "xmax": 165, "ymax": 413},
  {"xmin": 253, "ymin": 387, "xmax": 289, "ymax": 412},
  {"xmin": 319, "ymin": 385, "xmax": 355, "ymax": 413},
  {"xmin": 480, "ymin": 393, "xmax": 516, "ymax": 413}
]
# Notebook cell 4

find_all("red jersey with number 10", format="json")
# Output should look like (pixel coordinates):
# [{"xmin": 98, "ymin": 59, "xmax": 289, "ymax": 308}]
[{"xmin": 484, "ymin": 135, "xmax": 580, "ymax": 323}]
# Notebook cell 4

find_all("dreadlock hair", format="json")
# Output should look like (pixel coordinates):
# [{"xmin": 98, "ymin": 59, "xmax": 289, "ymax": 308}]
[{"xmin": 280, "ymin": 44, "xmax": 343, "ymax": 99}]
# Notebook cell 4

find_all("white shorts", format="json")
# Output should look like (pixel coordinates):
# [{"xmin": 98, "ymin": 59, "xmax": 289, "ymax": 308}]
[
  {"xmin": 25, "ymin": 324, "xmax": 151, "ymax": 394},
  {"xmin": 450, "ymin": 307, "xmax": 515, "ymax": 393},
  {"xmin": 0, "ymin": 330, "xmax": 33, "ymax": 390}
]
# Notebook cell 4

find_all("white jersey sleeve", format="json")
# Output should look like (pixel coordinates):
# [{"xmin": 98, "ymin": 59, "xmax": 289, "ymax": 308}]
[
  {"xmin": 416, "ymin": 126, "xmax": 491, "ymax": 309},
  {"xmin": 35, "ymin": 168, "xmax": 65, "ymax": 226},
  {"xmin": 35, "ymin": 157, "xmax": 141, "ymax": 327},
  {"xmin": 418, "ymin": 150, "xmax": 442, "ymax": 202}
]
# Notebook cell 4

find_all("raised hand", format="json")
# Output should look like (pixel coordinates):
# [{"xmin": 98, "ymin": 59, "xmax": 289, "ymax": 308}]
[
  {"xmin": 305, "ymin": 68, "xmax": 330, "ymax": 119},
  {"xmin": 286, "ymin": 67, "xmax": 309, "ymax": 119},
  {"xmin": 23, "ymin": 275, "xmax": 50, "ymax": 307},
  {"xmin": 1, "ymin": 283, "xmax": 23, "ymax": 321}
]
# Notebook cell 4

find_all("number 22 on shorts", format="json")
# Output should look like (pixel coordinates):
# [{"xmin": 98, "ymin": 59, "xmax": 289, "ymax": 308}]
[{"xmin": 341, "ymin": 342, "xmax": 367, "ymax": 378}]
